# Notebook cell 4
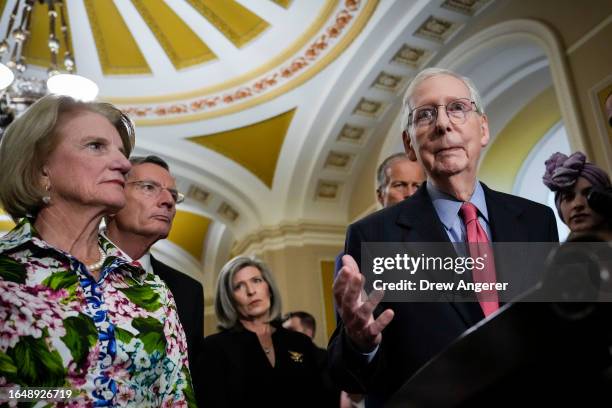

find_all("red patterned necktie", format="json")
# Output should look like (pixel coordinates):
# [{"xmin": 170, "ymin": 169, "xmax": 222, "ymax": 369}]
[{"xmin": 459, "ymin": 202, "xmax": 499, "ymax": 317}]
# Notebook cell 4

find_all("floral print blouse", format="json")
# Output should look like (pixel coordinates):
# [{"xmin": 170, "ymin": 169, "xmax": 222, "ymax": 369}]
[{"xmin": 0, "ymin": 219, "xmax": 196, "ymax": 407}]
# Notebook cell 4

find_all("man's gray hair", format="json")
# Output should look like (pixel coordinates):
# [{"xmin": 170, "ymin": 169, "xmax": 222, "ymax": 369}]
[
  {"xmin": 400, "ymin": 67, "xmax": 485, "ymax": 134},
  {"xmin": 129, "ymin": 155, "xmax": 169, "ymax": 171},
  {"xmin": 215, "ymin": 255, "xmax": 283, "ymax": 329}
]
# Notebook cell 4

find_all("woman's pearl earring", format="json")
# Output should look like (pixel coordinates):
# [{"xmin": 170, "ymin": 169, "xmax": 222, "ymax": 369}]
[{"xmin": 42, "ymin": 184, "xmax": 51, "ymax": 205}]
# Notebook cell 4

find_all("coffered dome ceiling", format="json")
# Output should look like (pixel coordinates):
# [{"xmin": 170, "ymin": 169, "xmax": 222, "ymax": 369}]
[{"xmin": 0, "ymin": 0, "xmax": 497, "ymax": 286}]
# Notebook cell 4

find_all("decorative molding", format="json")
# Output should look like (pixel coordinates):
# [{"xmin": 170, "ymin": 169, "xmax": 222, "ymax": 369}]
[
  {"xmin": 218, "ymin": 202, "xmax": 240, "ymax": 222},
  {"xmin": 315, "ymin": 180, "xmax": 341, "ymax": 200},
  {"xmin": 186, "ymin": 185, "xmax": 211, "ymax": 205},
  {"xmin": 440, "ymin": 0, "xmax": 490, "ymax": 16},
  {"xmin": 435, "ymin": 19, "xmax": 592, "ymax": 169},
  {"xmin": 115, "ymin": 0, "xmax": 381, "ymax": 124},
  {"xmin": 372, "ymin": 71, "xmax": 405, "ymax": 93},
  {"xmin": 414, "ymin": 15, "xmax": 459, "ymax": 43},
  {"xmin": 324, "ymin": 151, "xmax": 353, "ymax": 170},
  {"xmin": 391, "ymin": 44, "xmax": 430, "ymax": 68},
  {"xmin": 566, "ymin": 14, "xmax": 612, "ymax": 56},
  {"xmin": 588, "ymin": 74, "xmax": 612, "ymax": 171},
  {"xmin": 232, "ymin": 221, "xmax": 346, "ymax": 255},
  {"xmin": 353, "ymin": 97, "xmax": 385, "ymax": 118},
  {"xmin": 337, "ymin": 124, "xmax": 367, "ymax": 144},
  {"xmin": 110, "ymin": 0, "xmax": 338, "ymax": 103}
]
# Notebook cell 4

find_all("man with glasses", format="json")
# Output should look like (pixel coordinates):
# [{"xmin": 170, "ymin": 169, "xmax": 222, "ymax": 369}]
[
  {"xmin": 105, "ymin": 155, "xmax": 204, "ymax": 397},
  {"xmin": 329, "ymin": 68, "xmax": 558, "ymax": 405}
]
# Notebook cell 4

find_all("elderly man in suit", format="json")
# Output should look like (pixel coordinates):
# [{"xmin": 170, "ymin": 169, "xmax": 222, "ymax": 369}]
[
  {"xmin": 105, "ymin": 155, "xmax": 204, "ymax": 395},
  {"xmin": 329, "ymin": 68, "xmax": 559, "ymax": 404}
]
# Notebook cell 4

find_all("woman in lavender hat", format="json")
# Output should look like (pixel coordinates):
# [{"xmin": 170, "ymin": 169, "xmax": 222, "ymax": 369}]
[{"xmin": 543, "ymin": 151, "xmax": 611, "ymax": 236}]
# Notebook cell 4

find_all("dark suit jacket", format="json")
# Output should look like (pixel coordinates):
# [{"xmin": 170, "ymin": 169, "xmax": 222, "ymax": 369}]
[
  {"xmin": 150, "ymin": 256, "xmax": 204, "ymax": 391},
  {"xmin": 200, "ymin": 322, "xmax": 331, "ymax": 407},
  {"xmin": 328, "ymin": 182, "xmax": 559, "ymax": 403}
]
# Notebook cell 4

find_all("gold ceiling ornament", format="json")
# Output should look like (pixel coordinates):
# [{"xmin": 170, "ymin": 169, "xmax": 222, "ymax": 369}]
[
  {"xmin": 131, "ymin": 0, "xmax": 217, "ymax": 69},
  {"xmin": 167, "ymin": 210, "xmax": 211, "ymax": 263},
  {"xmin": 117, "ymin": 0, "xmax": 380, "ymax": 125},
  {"xmin": 83, "ymin": 0, "xmax": 151, "ymax": 75},
  {"xmin": 110, "ymin": 0, "xmax": 338, "ymax": 105},
  {"xmin": 185, "ymin": 0, "xmax": 269, "ymax": 48},
  {"xmin": 272, "ymin": 0, "xmax": 293, "ymax": 8},
  {"xmin": 188, "ymin": 108, "xmax": 296, "ymax": 188},
  {"xmin": 0, "ymin": 0, "xmax": 98, "ymax": 136}
]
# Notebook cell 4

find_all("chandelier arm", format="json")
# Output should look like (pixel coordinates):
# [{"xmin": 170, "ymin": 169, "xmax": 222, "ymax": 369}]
[
  {"xmin": 57, "ymin": 0, "xmax": 73, "ymax": 73},
  {"xmin": 2, "ymin": 0, "xmax": 21, "ymax": 43},
  {"xmin": 47, "ymin": 0, "xmax": 59, "ymax": 74}
]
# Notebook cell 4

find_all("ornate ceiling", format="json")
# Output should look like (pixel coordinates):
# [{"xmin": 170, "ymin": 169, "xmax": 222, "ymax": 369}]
[{"xmin": 0, "ymin": 0, "xmax": 498, "ymax": 287}]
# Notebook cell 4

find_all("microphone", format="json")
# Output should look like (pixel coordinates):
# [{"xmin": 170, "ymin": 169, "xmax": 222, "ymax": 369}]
[{"xmin": 587, "ymin": 187, "xmax": 612, "ymax": 219}]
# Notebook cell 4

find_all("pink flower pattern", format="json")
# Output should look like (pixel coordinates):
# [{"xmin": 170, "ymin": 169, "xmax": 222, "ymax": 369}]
[{"xmin": 0, "ymin": 219, "xmax": 196, "ymax": 407}]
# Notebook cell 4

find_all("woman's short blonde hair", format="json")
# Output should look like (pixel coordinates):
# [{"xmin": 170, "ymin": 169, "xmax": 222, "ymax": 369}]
[
  {"xmin": 0, "ymin": 94, "xmax": 135, "ymax": 221},
  {"xmin": 215, "ymin": 255, "xmax": 283, "ymax": 330}
]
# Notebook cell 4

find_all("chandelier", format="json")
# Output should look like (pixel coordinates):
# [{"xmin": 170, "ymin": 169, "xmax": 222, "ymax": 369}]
[{"xmin": 0, "ymin": 0, "xmax": 98, "ymax": 136}]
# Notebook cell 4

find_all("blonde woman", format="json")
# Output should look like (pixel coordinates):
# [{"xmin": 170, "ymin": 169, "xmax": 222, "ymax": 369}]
[
  {"xmin": 200, "ymin": 256, "xmax": 327, "ymax": 407},
  {"xmin": 0, "ymin": 95, "xmax": 195, "ymax": 407}
]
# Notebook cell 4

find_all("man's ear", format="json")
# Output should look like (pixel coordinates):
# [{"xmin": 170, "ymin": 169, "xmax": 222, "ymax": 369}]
[
  {"xmin": 479, "ymin": 115, "xmax": 490, "ymax": 147},
  {"xmin": 376, "ymin": 188, "xmax": 384, "ymax": 206},
  {"xmin": 402, "ymin": 130, "xmax": 418, "ymax": 161}
]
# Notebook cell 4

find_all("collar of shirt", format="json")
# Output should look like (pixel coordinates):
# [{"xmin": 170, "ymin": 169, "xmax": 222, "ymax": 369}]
[
  {"xmin": 0, "ymin": 217, "xmax": 145, "ymax": 280},
  {"xmin": 99, "ymin": 229, "xmax": 150, "ymax": 278},
  {"xmin": 1, "ymin": 218, "xmax": 147, "ymax": 282},
  {"xmin": 137, "ymin": 252, "xmax": 153, "ymax": 275},
  {"xmin": 426, "ymin": 180, "xmax": 491, "ymax": 243},
  {"xmin": 0, "ymin": 217, "xmax": 40, "ymax": 253}
]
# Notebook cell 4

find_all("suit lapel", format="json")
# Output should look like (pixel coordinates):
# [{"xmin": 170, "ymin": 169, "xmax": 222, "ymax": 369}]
[
  {"xmin": 150, "ymin": 255, "xmax": 166, "ymax": 279},
  {"xmin": 395, "ymin": 184, "xmax": 449, "ymax": 243},
  {"xmin": 483, "ymin": 184, "xmax": 526, "ymax": 242},
  {"xmin": 482, "ymin": 184, "xmax": 533, "ymax": 298},
  {"xmin": 150, "ymin": 254, "xmax": 159, "ymax": 272}
]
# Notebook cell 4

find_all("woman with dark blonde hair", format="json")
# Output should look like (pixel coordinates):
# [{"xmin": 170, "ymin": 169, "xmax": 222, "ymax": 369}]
[
  {"xmin": 0, "ymin": 95, "xmax": 194, "ymax": 406},
  {"xmin": 199, "ymin": 255, "xmax": 328, "ymax": 407}
]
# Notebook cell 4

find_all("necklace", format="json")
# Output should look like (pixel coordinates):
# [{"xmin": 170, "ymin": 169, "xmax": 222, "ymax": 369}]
[
  {"xmin": 85, "ymin": 246, "xmax": 106, "ymax": 271},
  {"xmin": 258, "ymin": 324, "xmax": 273, "ymax": 355}
]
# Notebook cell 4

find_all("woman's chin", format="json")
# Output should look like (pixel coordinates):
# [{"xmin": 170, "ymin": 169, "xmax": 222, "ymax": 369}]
[{"xmin": 98, "ymin": 196, "xmax": 126, "ymax": 213}]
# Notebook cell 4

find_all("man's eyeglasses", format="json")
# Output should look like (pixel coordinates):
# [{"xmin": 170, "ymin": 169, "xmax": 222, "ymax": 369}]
[
  {"xmin": 127, "ymin": 180, "xmax": 185, "ymax": 204},
  {"xmin": 408, "ymin": 98, "xmax": 478, "ymax": 128}
]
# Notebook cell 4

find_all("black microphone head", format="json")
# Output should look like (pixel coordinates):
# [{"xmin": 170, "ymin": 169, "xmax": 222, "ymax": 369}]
[{"xmin": 587, "ymin": 187, "xmax": 612, "ymax": 219}]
